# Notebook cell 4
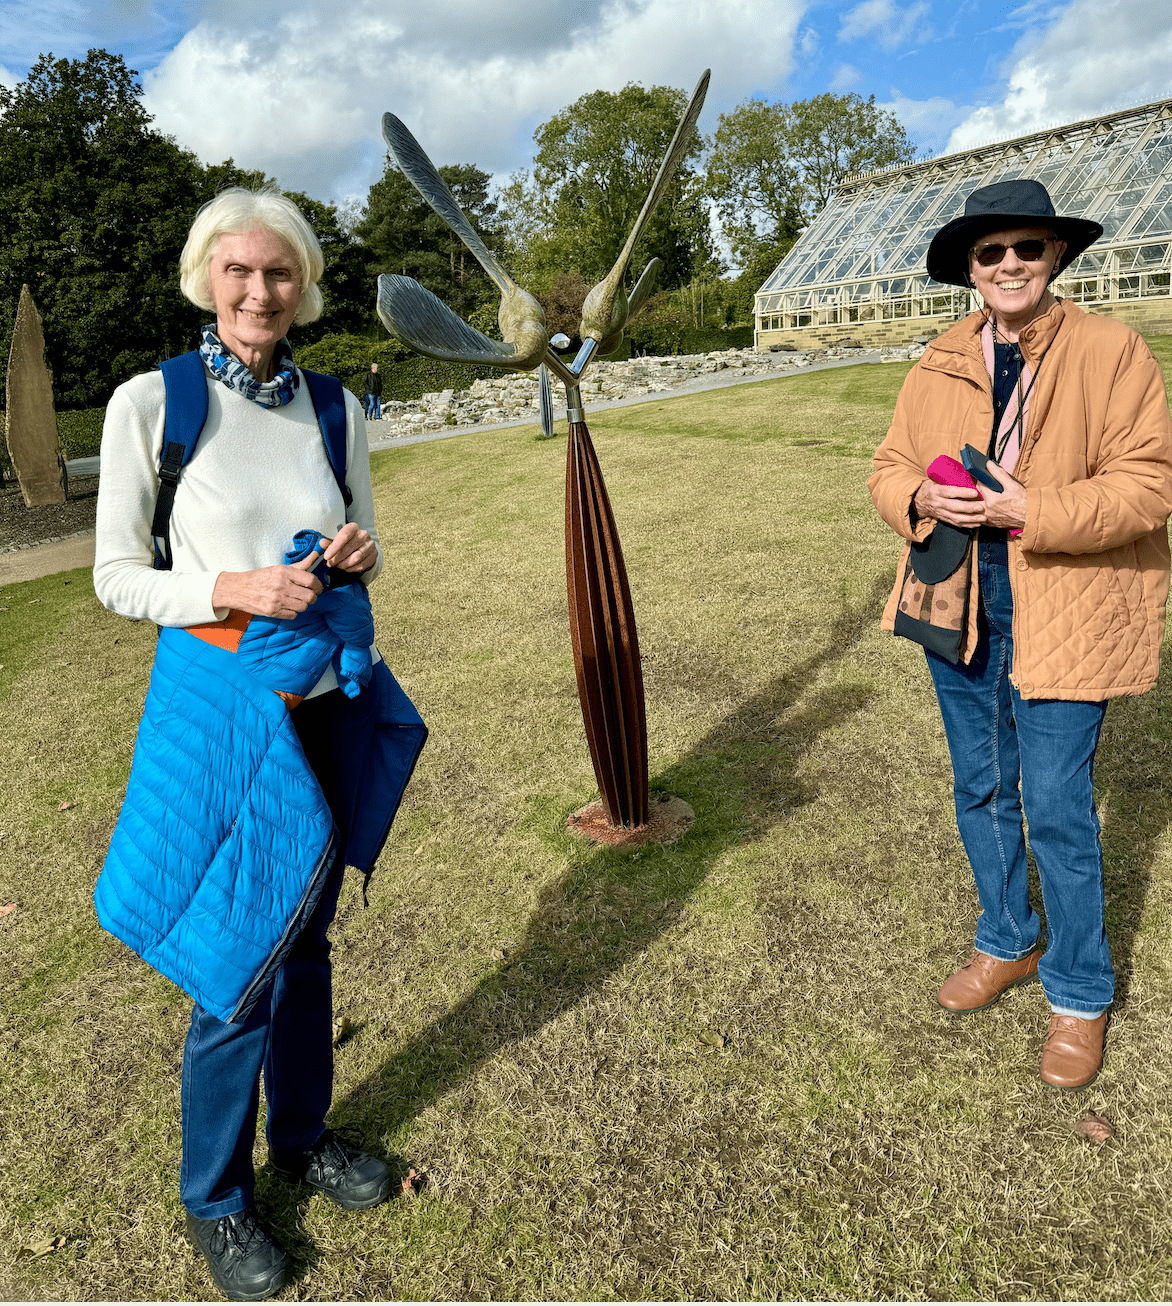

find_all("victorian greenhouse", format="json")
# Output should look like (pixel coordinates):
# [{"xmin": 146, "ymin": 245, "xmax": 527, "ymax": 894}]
[{"xmin": 755, "ymin": 96, "xmax": 1172, "ymax": 350}]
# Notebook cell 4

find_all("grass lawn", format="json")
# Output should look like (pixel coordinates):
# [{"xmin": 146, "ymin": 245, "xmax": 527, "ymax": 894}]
[{"xmin": 4, "ymin": 348, "xmax": 1172, "ymax": 1300}]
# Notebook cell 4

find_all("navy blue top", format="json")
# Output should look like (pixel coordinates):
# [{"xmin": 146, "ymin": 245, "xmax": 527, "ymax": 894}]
[{"xmin": 992, "ymin": 341, "xmax": 1023, "ymax": 433}]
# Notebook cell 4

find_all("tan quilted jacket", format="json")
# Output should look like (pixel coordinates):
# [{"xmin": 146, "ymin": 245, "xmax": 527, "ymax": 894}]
[{"xmin": 870, "ymin": 299, "xmax": 1172, "ymax": 700}]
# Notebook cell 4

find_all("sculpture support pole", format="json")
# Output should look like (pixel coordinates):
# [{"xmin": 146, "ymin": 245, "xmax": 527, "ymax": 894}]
[{"xmin": 565, "ymin": 417, "xmax": 649, "ymax": 828}]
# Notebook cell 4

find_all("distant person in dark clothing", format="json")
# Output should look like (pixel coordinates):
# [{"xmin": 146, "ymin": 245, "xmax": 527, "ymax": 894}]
[{"xmin": 362, "ymin": 363, "xmax": 382, "ymax": 420}]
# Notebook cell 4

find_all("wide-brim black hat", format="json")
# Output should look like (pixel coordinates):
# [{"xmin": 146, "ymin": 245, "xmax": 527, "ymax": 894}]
[{"xmin": 927, "ymin": 179, "xmax": 1102, "ymax": 287}]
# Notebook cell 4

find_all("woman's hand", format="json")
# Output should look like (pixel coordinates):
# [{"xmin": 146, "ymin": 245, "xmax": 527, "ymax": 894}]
[
  {"xmin": 211, "ymin": 550, "xmax": 323, "ymax": 618},
  {"xmin": 321, "ymin": 522, "xmax": 378, "ymax": 574},
  {"xmin": 913, "ymin": 478, "xmax": 987, "ymax": 529},
  {"xmin": 980, "ymin": 463, "xmax": 1028, "ymax": 530}
]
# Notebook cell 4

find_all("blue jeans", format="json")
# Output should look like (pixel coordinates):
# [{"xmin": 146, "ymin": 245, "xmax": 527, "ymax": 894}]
[
  {"xmin": 179, "ymin": 687, "xmax": 376, "ymax": 1218},
  {"xmin": 925, "ymin": 536, "xmax": 1112, "ymax": 1016},
  {"xmin": 364, "ymin": 393, "xmax": 380, "ymax": 420}
]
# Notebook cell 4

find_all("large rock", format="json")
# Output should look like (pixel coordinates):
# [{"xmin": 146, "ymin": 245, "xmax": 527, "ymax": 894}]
[{"xmin": 5, "ymin": 286, "xmax": 63, "ymax": 507}]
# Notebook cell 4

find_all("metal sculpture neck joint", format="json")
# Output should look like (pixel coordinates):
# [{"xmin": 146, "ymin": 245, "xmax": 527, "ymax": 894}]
[{"xmin": 569, "ymin": 337, "xmax": 598, "ymax": 377}]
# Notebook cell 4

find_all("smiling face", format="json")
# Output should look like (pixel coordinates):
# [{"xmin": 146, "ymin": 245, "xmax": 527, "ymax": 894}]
[
  {"xmin": 969, "ymin": 226, "xmax": 1066, "ymax": 338},
  {"xmin": 208, "ymin": 228, "xmax": 303, "ymax": 380}
]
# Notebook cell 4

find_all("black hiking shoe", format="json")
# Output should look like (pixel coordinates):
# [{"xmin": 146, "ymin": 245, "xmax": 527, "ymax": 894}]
[
  {"xmin": 185, "ymin": 1206, "xmax": 289, "ymax": 1301},
  {"xmin": 269, "ymin": 1127, "xmax": 391, "ymax": 1210}
]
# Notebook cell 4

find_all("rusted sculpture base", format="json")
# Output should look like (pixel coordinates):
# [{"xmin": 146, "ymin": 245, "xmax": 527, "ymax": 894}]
[
  {"xmin": 566, "ymin": 420, "xmax": 649, "ymax": 828},
  {"xmin": 566, "ymin": 793, "xmax": 694, "ymax": 848}
]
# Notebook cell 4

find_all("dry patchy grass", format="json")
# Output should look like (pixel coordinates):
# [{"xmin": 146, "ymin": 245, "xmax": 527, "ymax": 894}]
[{"xmin": 3, "ymin": 351, "xmax": 1172, "ymax": 1300}]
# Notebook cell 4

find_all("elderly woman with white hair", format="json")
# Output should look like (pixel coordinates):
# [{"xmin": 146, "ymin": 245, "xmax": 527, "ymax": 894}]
[{"xmin": 93, "ymin": 188, "xmax": 410, "ymax": 1301}]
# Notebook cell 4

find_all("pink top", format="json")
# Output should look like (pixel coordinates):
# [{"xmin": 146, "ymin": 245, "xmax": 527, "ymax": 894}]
[{"xmin": 980, "ymin": 318, "xmax": 1031, "ymax": 476}]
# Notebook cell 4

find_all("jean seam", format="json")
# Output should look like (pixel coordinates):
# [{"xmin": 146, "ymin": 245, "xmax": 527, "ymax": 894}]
[
  {"xmin": 988, "ymin": 616, "xmax": 1024, "ymax": 955},
  {"xmin": 180, "ymin": 1014, "xmax": 200, "ymax": 1205}
]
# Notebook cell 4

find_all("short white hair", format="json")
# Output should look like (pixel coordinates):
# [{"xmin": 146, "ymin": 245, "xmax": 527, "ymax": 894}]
[{"xmin": 179, "ymin": 186, "xmax": 325, "ymax": 324}]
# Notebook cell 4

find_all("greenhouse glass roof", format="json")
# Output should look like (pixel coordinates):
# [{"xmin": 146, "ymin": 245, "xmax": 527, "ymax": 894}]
[{"xmin": 757, "ymin": 97, "xmax": 1172, "ymax": 330}]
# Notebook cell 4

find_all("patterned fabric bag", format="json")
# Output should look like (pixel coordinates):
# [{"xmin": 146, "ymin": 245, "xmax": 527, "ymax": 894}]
[{"xmin": 892, "ymin": 522, "xmax": 973, "ymax": 664}]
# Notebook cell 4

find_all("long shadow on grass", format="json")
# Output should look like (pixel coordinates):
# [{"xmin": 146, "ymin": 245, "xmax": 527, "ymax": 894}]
[{"xmin": 328, "ymin": 574, "xmax": 890, "ymax": 1141}]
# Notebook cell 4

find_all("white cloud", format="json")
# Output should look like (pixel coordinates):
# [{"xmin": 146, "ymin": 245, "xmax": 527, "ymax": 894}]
[
  {"xmin": 880, "ymin": 90, "xmax": 970, "ymax": 154},
  {"xmin": 141, "ymin": 0, "xmax": 806, "ymax": 201},
  {"xmin": 946, "ymin": 0, "xmax": 1172, "ymax": 151},
  {"xmin": 829, "ymin": 63, "xmax": 862, "ymax": 92},
  {"xmin": 838, "ymin": 0, "xmax": 930, "ymax": 52}
]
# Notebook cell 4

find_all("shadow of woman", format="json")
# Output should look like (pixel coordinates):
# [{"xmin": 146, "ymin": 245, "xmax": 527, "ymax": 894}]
[{"xmin": 327, "ymin": 573, "xmax": 891, "ymax": 1140}]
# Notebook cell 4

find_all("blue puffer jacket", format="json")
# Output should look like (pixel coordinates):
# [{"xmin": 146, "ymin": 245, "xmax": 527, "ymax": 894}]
[{"xmin": 94, "ymin": 555, "xmax": 427, "ymax": 1024}]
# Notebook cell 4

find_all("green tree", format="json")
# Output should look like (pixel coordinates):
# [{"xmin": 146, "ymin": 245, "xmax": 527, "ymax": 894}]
[
  {"xmin": 281, "ymin": 190, "xmax": 376, "ymax": 342},
  {"xmin": 535, "ymin": 271, "xmax": 592, "ymax": 343},
  {"xmin": 706, "ymin": 98, "xmax": 804, "ymax": 266},
  {"xmin": 499, "ymin": 81, "xmax": 717, "ymax": 293},
  {"xmin": 0, "ymin": 50, "xmax": 209, "ymax": 408},
  {"xmin": 723, "ymin": 236, "xmax": 797, "ymax": 325},
  {"xmin": 0, "ymin": 53, "xmax": 380, "ymax": 411},
  {"xmin": 356, "ymin": 162, "xmax": 500, "ymax": 320},
  {"xmin": 707, "ymin": 91, "xmax": 914, "ymax": 266},
  {"xmin": 790, "ymin": 92, "xmax": 915, "ymax": 211}
]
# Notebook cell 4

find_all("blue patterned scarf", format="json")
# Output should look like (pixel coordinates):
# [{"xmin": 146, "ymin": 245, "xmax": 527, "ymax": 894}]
[{"xmin": 199, "ymin": 324, "xmax": 300, "ymax": 407}]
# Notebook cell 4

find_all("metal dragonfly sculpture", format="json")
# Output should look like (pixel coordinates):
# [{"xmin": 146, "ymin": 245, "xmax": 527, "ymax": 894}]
[{"xmin": 376, "ymin": 70, "xmax": 710, "ymax": 829}]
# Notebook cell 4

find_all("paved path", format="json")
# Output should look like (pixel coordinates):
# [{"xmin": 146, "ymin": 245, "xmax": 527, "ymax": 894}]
[
  {"xmin": 0, "ymin": 531, "xmax": 95, "ymax": 586},
  {"xmin": 4, "ymin": 352, "xmax": 902, "ymax": 585}
]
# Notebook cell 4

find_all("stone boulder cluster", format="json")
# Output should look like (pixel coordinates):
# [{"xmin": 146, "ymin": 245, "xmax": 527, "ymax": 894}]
[{"xmin": 372, "ymin": 342, "xmax": 928, "ymax": 436}]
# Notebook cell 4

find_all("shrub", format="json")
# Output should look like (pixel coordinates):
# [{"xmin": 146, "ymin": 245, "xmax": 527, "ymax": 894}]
[
  {"xmin": 56, "ymin": 408, "xmax": 106, "ymax": 460},
  {"xmin": 297, "ymin": 332, "xmax": 504, "ymax": 403},
  {"xmin": 295, "ymin": 334, "xmax": 412, "ymax": 398},
  {"xmin": 537, "ymin": 272, "xmax": 592, "ymax": 343},
  {"xmin": 620, "ymin": 292, "xmax": 753, "ymax": 357}
]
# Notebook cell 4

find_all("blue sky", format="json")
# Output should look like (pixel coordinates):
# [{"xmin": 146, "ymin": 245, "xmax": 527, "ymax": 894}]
[{"xmin": 0, "ymin": 0, "xmax": 1167, "ymax": 203}]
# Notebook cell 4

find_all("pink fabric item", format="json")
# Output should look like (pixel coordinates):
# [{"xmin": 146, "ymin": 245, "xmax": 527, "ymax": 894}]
[
  {"xmin": 927, "ymin": 454, "xmax": 979, "ymax": 493},
  {"xmin": 980, "ymin": 318, "xmax": 1030, "ymax": 475},
  {"xmin": 926, "ymin": 452, "xmax": 1022, "ymax": 538}
]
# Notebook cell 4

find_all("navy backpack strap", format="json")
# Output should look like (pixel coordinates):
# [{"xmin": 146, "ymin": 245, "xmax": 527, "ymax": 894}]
[
  {"xmin": 151, "ymin": 359, "xmax": 351, "ymax": 574},
  {"xmin": 152, "ymin": 351, "xmax": 209, "ymax": 570},
  {"xmin": 302, "ymin": 368, "xmax": 352, "ymax": 508}
]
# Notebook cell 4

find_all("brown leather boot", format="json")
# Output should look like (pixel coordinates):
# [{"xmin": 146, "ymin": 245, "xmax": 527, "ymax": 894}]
[
  {"xmin": 936, "ymin": 948, "xmax": 1042, "ymax": 1012},
  {"xmin": 1040, "ymin": 1012, "xmax": 1106, "ymax": 1089}
]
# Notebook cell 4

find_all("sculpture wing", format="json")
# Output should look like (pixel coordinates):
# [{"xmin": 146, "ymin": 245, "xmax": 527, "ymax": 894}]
[
  {"xmin": 616, "ymin": 70, "xmax": 710, "ymax": 279},
  {"xmin": 377, "ymin": 275, "xmax": 517, "ymax": 368},
  {"xmin": 626, "ymin": 258, "xmax": 661, "ymax": 323},
  {"xmin": 381, "ymin": 113, "xmax": 516, "ymax": 299},
  {"xmin": 580, "ymin": 71, "xmax": 709, "ymax": 345},
  {"xmin": 538, "ymin": 363, "xmax": 554, "ymax": 438}
]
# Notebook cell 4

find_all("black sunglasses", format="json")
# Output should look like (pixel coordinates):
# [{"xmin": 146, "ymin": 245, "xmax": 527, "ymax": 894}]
[{"xmin": 971, "ymin": 238, "xmax": 1051, "ymax": 267}]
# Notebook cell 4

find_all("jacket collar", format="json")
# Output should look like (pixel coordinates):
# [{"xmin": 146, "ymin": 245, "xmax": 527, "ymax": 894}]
[{"xmin": 920, "ymin": 297, "xmax": 1069, "ymax": 381}]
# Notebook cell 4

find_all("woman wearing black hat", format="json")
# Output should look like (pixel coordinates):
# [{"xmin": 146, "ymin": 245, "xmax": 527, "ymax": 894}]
[{"xmin": 870, "ymin": 179, "xmax": 1172, "ymax": 1088}]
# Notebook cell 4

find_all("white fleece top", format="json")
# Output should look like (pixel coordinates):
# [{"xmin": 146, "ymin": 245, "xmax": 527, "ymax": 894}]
[{"xmin": 93, "ymin": 366, "xmax": 382, "ymax": 698}]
